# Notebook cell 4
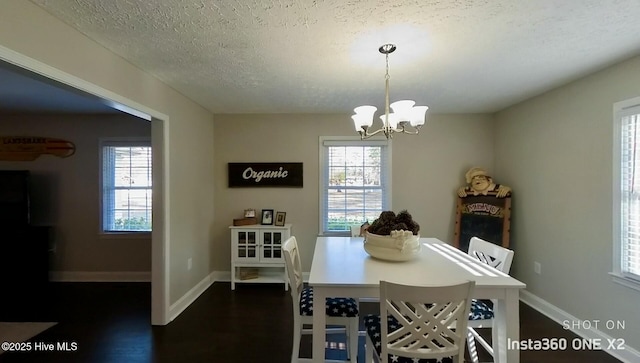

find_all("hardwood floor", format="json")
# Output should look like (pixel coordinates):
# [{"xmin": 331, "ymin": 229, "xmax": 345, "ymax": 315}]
[{"xmin": 0, "ymin": 282, "xmax": 623, "ymax": 363}]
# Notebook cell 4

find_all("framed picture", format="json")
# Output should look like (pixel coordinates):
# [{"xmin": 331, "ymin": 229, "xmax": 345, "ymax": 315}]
[
  {"xmin": 244, "ymin": 209, "xmax": 256, "ymax": 218},
  {"xmin": 261, "ymin": 209, "xmax": 274, "ymax": 225},
  {"xmin": 275, "ymin": 211, "xmax": 286, "ymax": 226}
]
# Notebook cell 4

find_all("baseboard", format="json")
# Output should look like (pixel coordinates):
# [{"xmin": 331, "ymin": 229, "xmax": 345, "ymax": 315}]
[
  {"xmin": 168, "ymin": 272, "xmax": 215, "ymax": 322},
  {"xmin": 49, "ymin": 270, "xmax": 150, "ymax": 282},
  {"xmin": 520, "ymin": 290, "xmax": 640, "ymax": 363}
]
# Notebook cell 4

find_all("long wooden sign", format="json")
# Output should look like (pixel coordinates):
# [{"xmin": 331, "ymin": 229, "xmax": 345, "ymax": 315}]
[
  {"xmin": 0, "ymin": 136, "xmax": 75, "ymax": 161},
  {"xmin": 228, "ymin": 162, "xmax": 303, "ymax": 187}
]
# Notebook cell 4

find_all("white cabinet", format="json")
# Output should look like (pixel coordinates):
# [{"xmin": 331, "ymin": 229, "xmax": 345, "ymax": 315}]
[{"xmin": 230, "ymin": 224, "xmax": 291, "ymax": 290}]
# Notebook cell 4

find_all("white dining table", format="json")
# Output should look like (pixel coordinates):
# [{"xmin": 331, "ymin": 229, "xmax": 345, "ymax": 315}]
[{"xmin": 308, "ymin": 236, "xmax": 526, "ymax": 363}]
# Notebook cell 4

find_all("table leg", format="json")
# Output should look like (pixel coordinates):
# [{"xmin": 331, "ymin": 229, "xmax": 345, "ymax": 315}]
[
  {"xmin": 494, "ymin": 289, "xmax": 520, "ymax": 363},
  {"xmin": 312, "ymin": 287, "xmax": 327, "ymax": 363}
]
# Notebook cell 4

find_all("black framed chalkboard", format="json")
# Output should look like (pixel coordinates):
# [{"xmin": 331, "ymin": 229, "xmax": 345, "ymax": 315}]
[{"xmin": 454, "ymin": 193, "xmax": 511, "ymax": 252}]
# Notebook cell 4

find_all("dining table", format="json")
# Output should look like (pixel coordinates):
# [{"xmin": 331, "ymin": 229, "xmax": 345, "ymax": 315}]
[{"xmin": 308, "ymin": 236, "xmax": 526, "ymax": 363}]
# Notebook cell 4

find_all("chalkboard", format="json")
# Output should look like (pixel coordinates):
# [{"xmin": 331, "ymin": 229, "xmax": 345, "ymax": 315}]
[{"xmin": 454, "ymin": 193, "xmax": 511, "ymax": 252}]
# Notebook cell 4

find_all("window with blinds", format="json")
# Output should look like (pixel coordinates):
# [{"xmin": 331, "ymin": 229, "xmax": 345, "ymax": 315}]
[
  {"xmin": 101, "ymin": 139, "xmax": 152, "ymax": 232},
  {"xmin": 616, "ymin": 100, "xmax": 640, "ymax": 283},
  {"xmin": 319, "ymin": 138, "xmax": 391, "ymax": 235}
]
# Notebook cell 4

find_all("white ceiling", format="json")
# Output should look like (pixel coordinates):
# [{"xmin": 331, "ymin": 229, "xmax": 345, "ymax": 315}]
[{"xmin": 6, "ymin": 0, "xmax": 640, "ymax": 114}]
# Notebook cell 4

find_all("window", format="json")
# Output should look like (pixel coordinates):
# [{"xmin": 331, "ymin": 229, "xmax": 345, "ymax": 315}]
[
  {"xmin": 613, "ymin": 97, "xmax": 640, "ymax": 289},
  {"xmin": 100, "ymin": 139, "xmax": 152, "ymax": 232},
  {"xmin": 319, "ymin": 137, "xmax": 391, "ymax": 235}
]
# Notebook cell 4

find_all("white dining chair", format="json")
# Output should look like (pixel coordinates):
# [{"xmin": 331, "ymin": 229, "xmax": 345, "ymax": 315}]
[
  {"xmin": 466, "ymin": 236, "xmax": 514, "ymax": 363},
  {"xmin": 281, "ymin": 236, "xmax": 359, "ymax": 363},
  {"xmin": 364, "ymin": 280, "xmax": 475, "ymax": 363}
]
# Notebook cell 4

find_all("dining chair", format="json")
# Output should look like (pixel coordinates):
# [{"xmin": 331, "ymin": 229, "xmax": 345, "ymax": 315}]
[
  {"xmin": 466, "ymin": 236, "xmax": 515, "ymax": 363},
  {"xmin": 281, "ymin": 236, "xmax": 359, "ymax": 363},
  {"xmin": 364, "ymin": 280, "xmax": 475, "ymax": 363}
]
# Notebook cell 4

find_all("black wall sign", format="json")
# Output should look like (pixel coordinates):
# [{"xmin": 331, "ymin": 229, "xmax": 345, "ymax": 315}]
[{"xmin": 228, "ymin": 163, "xmax": 303, "ymax": 187}]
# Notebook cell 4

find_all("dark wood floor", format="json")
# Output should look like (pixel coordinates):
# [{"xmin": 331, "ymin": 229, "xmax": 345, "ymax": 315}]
[{"xmin": 0, "ymin": 282, "xmax": 622, "ymax": 363}]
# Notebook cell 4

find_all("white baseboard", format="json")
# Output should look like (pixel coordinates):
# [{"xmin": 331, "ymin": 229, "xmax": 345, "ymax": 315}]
[
  {"xmin": 168, "ymin": 272, "xmax": 215, "ymax": 322},
  {"xmin": 520, "ymin": 290, "xmax": 640, "ymax": 363},
  {"xmin": 50, "ymin": 270, "xmax": 151, "ymax": 282}
]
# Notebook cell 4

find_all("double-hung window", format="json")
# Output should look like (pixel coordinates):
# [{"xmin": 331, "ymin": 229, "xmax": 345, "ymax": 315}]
[
  {"xmin": 613, "ymin": 97, "xmax": 640, "ymax": 290},
  {"xmin": 319, "ymin": 137, "xmax": 391, "ymax": 235},
  {"xmin": 100, "ymin": 139, "xmax": 152, "ymax": 233}
]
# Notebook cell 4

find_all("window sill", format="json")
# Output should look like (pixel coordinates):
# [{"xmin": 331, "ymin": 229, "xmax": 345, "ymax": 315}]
[
  {"xmin": 100, "ymin": 232, "xmax": 151, "ymax": 240},
  {"xmin": 609, "ymin": 272, "xmax": 640, "ymax": 292}
]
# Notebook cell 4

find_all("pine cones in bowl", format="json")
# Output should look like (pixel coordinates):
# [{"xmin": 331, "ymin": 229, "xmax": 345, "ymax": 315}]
[{"xmin": 363, "ymin": 210, "xmax": 421, "ymax": 261}]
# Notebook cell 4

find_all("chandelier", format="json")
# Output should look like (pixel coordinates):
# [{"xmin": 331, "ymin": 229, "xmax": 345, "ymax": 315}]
[{"xmin": 351, "ymin": 44, "xmax": 428, "ymax": 139}]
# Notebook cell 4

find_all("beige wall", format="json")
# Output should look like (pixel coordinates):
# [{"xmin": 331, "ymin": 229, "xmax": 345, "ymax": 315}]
[
  {"xmin": 0, "ymin": 113, "xmax": 152, "ymax": 272},
  {"xmin": 213, "ymin": 113, "xmax": 495, "ymax": 270},
  {"xmin": 494, "ymin": 55, "xmax": 640, "ymax": 351},
  {"xmin": 0, "ymin": 0, "xmax": 216, "ymax": 307}
]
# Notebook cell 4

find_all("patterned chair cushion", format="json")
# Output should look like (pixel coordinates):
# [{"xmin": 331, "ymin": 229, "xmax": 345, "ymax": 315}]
[
  {"xmin": 300, "ymin": 287, "xmax": 358, "ymax": 317},
  {"xmin": 469, "ymin": 299, "xmax": 494, "ymax": 320},
  {"xmin": 363, "ymin": 314, "xmax": 454, "ymax": 363}
]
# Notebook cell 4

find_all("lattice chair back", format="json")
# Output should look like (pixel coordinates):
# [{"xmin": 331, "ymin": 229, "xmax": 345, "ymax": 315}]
[
  {"xmin": 468, "ymin": 237, "xmax": 514, "ymax": 273},
  {"xmin": 466, "ymin": 237, "xmax": 515, "ymax": 363},
  {"xmin": 379, "ymin": 280, "xmax": 475, "ymax": 363},
  {"xmin": 282, "ymin": 236, "xmax": 304, "ymax": 315}
]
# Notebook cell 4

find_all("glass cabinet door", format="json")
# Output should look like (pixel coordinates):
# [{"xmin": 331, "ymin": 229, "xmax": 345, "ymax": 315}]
[
  {"xmin": 272, "ymin": 232, "xmax": 283, "ymax": 259},
  {"xmin": 237, "ymin": 230, "xmax": 258, "ymax": 260},
  {"xmin": 261, "ymin": 231, "xmax": 284, "ymax": 262}
]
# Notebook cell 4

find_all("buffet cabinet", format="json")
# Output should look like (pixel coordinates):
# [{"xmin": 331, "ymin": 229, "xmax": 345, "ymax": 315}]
[{"xmin": 229, "ymin": 224, "xmax": 291, "ymax": 290}]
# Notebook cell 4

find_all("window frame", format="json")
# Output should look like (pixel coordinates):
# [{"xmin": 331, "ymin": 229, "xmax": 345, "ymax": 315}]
[
  {"xmin": 318, "ymin": 136, "xmax": 392, "ymax": 236},
  {"xmin": 99, "ymin": 137, "xmax": 152, "ymax": 235},
  {"xmin": 612, "ymin": 96, "xmax": 640, "ymax": 291}
]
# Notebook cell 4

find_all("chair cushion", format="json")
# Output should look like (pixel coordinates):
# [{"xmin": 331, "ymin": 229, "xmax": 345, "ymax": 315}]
[
  {"xmin": 469, "ymin": 299, "xmax": 494, "ymax": 320},
  {"xmin": 300, "ymin": 287, "xmax": 358, "ymax": 317},
  {"xmin": 363, "ymin": 314, "xmax": 454, "ymax": 363}
]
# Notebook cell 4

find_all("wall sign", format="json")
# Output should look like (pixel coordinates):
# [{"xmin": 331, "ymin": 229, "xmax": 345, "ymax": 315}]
[
  {"xmin": 0, "ymin": 136, "xmax": 75, "ymax": 161},
  {"xmin": 454, "ymin": 193, "xmax": 511, "ymax": 252},
  {"xmin": 228, "ymin": 162, "xmax": 303, "ymax": 187}
]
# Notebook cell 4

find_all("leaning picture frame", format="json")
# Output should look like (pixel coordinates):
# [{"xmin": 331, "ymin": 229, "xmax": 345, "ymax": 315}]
[
  {"xmin": 275, "ymin": 211, "xmax": 286, "ymax": 226},
  {"xmin": 261, "ymin": 209, "xmax": 274, "ymax": 225}
]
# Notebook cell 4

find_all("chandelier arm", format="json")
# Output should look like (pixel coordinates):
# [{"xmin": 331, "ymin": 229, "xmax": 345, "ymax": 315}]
[{"xmin": 360, "ymin": 127, "xmax": 387, "ymax": 139}]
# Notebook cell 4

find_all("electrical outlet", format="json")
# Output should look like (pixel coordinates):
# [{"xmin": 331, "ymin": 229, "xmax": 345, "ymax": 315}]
[
  {"xmin": 188, "ymin": 258, "xmax": 192, "ymax": 271},
  {"xmin": 534, "ymin": 261, "xmax": 541, "ymax": 275}
]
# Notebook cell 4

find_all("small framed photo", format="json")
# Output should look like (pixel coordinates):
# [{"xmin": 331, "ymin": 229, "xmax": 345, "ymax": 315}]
[
  {"xmin": 261, "ymin": 209, "xmax": 274, "ymax": 225},
  {"xmin": 244, "ymin": 209, "xmax": 256, "ymax": 218},
  {"xmin": 275, "ymin": 211, "xmax": 286, "ymax": 226}
]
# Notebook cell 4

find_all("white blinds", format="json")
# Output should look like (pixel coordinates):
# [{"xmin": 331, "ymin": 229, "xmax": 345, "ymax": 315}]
[
  {"xmin": 320, "ymin": 139, "xmax": 390, "ymax": 234},
  {"xmin": 101, "ymin": 139, "xmax": 152, "ymax": 232},
  {"xmin": 620, "ymin": 109, "xmax": 640, "ymax": 280}
]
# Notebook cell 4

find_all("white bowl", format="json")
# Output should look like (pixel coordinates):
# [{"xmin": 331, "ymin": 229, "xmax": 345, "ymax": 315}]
[{"xmin": 363, "ymin": 231, "xmax": 421, "ymax": 261}]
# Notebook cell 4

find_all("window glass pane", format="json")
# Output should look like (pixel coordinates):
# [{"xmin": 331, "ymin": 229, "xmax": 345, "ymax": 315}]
[
  {"xmin": 618, "ymin": 109, "xmax": 640, "ymax": 279},
  {"xmin": 321, "ymin": 140, "xmax": 389, "ymax": 233},
  {"xmin": 102, "ymin": 143, "xmax": 152, "ymax": 232}
]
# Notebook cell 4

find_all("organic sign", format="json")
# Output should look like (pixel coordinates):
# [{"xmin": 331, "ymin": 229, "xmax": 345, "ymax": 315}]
[
  {"xmin": 228, "ymin": 162, "xmax": 303, "ymax": 187},
  {"xmin": 0, "ymin": 136, "xmax": 75, "ymax": 161}
]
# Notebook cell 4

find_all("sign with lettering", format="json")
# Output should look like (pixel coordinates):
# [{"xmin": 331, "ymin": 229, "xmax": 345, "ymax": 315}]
[
  {"xmin": 228, "ymin": 162, "xmax": 303, "ymax": 187},
  {"xmin": 0, "ymin": 136, "xmax": 76, "ymax": 161},
  {"xmin": 454, "ymin": 193, "xmax": 511, "ymax": 252}
]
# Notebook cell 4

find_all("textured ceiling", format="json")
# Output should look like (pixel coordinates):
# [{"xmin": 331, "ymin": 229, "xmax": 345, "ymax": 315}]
[{"xmin": 23, "ymin": 0, "xmax": 640, "ymax": 114}]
